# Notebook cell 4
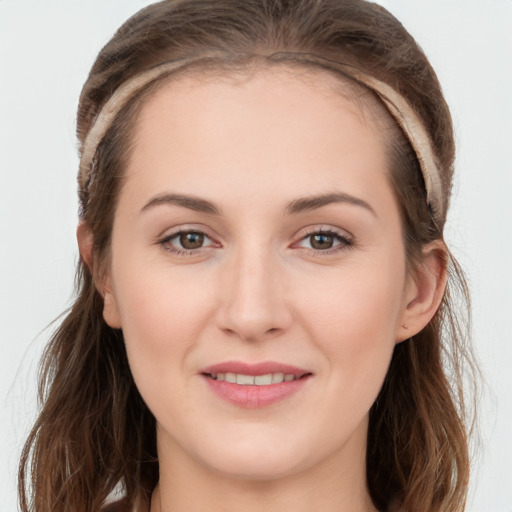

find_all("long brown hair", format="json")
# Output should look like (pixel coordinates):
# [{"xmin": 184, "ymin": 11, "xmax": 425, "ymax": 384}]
[{"xmin": 19, "ymin": 1, "xmax": 477, "ymax": 511}]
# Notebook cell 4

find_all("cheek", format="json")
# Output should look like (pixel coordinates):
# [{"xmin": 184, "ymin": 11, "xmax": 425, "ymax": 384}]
[
  {"xmin": 110, "ymin": 257, "xmax": 217, "ymax": 383},
  {"xmin": 296, "ymin": 256, "xmax": 405, "ymax": 389}
]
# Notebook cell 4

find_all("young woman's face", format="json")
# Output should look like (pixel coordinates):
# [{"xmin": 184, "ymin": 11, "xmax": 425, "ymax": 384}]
[{"xmin": 103, "ymin": 68, "xmax": 415, "ymax": 481}]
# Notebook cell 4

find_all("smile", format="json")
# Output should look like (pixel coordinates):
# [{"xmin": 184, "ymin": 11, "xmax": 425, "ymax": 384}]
[
  {"xmin": 208, "ymin": 372, "xmax": 299, "ymax": 385},
  {"xmin": 200, "ymin": 361, "xmax": 312, "ymax": 408}
]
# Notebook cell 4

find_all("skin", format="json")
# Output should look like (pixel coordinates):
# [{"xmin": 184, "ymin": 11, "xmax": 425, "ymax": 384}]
[{"xmin": 79, "ymin": 67, "xmax": 445, "ymax": 512}]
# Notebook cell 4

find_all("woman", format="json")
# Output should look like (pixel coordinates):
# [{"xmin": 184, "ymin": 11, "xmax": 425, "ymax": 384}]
[{"xmin": 18, "ymin": 1, "xmax": 476, "ymax": 511}]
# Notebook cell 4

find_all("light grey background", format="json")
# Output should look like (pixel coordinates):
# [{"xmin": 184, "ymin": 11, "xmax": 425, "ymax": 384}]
[{"xmin": 1, "ymin": 1, "xmax": 511, "ymax": 511}]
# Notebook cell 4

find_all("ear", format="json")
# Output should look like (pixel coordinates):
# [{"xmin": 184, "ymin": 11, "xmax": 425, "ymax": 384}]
[
  {"xmin": 76, "ymin": 222, "xmax": 122, "ymax": 329},
  {"xmin": 395, "ymin": 241, "xmax": 448, "ymax": 343},
  {"xmin": 77, "ymin": 221, "xmax": 94, "ymax": 271}
]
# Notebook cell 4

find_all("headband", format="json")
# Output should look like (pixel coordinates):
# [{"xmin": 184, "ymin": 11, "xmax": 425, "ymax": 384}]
[{"xmin": 78, "ymin": 52, "xmax": 444, "ymax": 223}]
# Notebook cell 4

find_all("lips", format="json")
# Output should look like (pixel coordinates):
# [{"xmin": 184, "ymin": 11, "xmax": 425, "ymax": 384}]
[{"xmin": 200, "ymin": 361, "xmax": 312, "ymax": 408}]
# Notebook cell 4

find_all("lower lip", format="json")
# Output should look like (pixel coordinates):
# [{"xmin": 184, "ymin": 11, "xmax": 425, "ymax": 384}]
[{"xmin": 202, "ymin": 375, "xmax": 311, "ymax": 408}]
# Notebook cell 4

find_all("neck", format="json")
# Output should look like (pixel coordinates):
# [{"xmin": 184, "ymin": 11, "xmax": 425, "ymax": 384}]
[{"xmin": 150, "ymin": 424, "xmax": 378, "ymax": 512}]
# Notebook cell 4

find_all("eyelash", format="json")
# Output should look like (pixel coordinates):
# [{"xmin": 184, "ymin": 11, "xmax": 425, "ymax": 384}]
[
  {"xmin": 158, "ymin": 229, "xmax": 218, "ymax": 256},
  {"xmin": 158, "ymin": 228, "xmax": 354, "ymax": 256},
  {"xmin": 295, "ymin": 228, "xmax": 354, "ymax": 255}
]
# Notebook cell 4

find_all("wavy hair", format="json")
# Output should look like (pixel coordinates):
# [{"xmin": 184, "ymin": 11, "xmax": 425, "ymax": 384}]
[{"xmin": 19, "ymin": 1, "xmax": 477, "ymax": 511}]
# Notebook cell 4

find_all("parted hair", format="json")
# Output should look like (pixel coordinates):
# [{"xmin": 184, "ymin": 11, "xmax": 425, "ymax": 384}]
[{"xmin": 19, "ymin": 1, "xmax": 476, "ymax": 511}]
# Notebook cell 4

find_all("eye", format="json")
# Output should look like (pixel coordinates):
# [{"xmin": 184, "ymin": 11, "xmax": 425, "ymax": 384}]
[
  {"xmin": 295, "ymin": 229, "xmax": 353, "ymax": 254},
  {"xmin": 159, "ymin": 229, "xmax": 217, "ymax": 255}
]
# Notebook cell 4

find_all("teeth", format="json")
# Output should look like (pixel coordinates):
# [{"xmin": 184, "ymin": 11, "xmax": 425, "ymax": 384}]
[
  {"xmin": 254, "ymin": 374, "xmax": 272, "ymax": 385},
  {"xmin": 271, "ymin": 372, "xmax": 284, "ymax": 383},
  {"xmin": 225, "ymin": 373, "xmax": 237, "ymax": 383},
  {"xmin": 211, "ymin": 372, "xmax": 298, "ymax": 385},
  {"xmin": 237, "ymin": 374, "xmax": 255, "ymax": 385}
]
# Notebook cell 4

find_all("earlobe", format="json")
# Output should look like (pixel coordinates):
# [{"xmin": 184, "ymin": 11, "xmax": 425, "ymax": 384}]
[
  {"xmin": 76, "ymin": 222, "xmax": 122, "ymax": 329},
  {"xmin": 102, "ymin": 286, "xmax": 123, "ymax": 329},
  {"xmin": 396, "ymin": 241, "xmax": 448, "ymax": 343}
]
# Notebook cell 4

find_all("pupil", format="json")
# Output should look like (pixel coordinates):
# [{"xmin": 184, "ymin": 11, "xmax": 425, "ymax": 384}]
[
  {"xmin": 180, "ymin": 232, "xmax": 204, "ymax": 249},
  {"xmin": 311, "ymin": 234, "xmax": 333, "ymax": 250}
]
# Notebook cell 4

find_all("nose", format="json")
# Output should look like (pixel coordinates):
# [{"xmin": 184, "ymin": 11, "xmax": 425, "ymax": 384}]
[{"xmin": 216, "ymin": 245, "xmax": 292, "ymax": 342}]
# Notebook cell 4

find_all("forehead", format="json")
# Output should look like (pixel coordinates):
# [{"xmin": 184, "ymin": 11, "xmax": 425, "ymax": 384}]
[
  {"xmin": 128, "ymin": 64, "xmax": 391, "ymax": 166},
  {"xmin": 134, "ymin": 62, "xmax": 389, "ymax": 135},
  {"xmin": 119, "ymin": 65, "xmax": 396, "ymax": 219}
]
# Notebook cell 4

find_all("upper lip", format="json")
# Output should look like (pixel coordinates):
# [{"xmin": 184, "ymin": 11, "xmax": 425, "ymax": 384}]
[{"xmin": 200, "ymin": 361, "xmax": 311, "ymax": 378}]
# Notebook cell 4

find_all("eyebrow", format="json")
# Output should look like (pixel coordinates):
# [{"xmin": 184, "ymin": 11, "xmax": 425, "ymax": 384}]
[
  {"xmin": 141, "ymin": 193, "xmax": 222, "ymax": 215},
  {"xmin": 140, "ymin": 191, "xmax": 376, "ymax": 217},
  {"xmin": 285, "ymin": 192, "xmax": 376, "ymax": 216}
]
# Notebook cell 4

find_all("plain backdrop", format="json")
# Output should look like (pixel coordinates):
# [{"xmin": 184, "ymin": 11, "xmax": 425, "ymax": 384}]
[{"xmin": 1, "ymin": 1, "xmax": 511, "ymax": 511}]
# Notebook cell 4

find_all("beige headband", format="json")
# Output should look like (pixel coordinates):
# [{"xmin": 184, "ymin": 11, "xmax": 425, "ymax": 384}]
[{"xmin": 78, "ymin": 52, "xmax": 444, "ymax": 223}]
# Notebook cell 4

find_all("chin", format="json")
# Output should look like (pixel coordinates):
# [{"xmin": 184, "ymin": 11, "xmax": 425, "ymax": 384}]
[
  {"xmin": 207, "ymin": 452, "xmax": 305, "ymax": 481},
  {"xmin": 195, "ymin": 431, "xmax": 318, "ymax": 481}
]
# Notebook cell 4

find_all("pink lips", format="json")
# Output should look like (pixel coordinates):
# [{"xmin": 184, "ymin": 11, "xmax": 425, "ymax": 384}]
[{"xmin": 200, "ymin": 361, "xmax": 312, "ymax": 409}]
